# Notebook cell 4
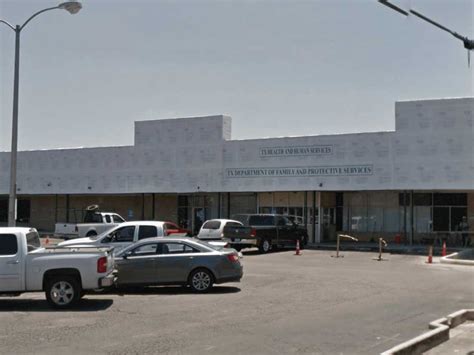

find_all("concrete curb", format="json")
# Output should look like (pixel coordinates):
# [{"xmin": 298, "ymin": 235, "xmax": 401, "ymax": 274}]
[
  {"xmin": 381, "ymin": 309, "xmax": 474, "ymax": 355},
  {"xmin": 440, "ymin": 252, "xmax": 474, "ymax": 266}
]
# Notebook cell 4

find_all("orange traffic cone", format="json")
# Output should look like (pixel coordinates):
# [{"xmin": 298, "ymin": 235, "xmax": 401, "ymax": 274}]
[
  {"xmin": 441, "ymin": 241, "xmax": 447, "ymax": 257},
  {"xmin": 295, "ymin": 239, "xmax": 301, "ymax": 256}
]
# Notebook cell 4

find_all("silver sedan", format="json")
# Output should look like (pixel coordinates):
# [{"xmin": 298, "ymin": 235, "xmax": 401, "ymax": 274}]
[{"xmin": 114, "ymin": 237, "xmax": 243, "ymax": 292}]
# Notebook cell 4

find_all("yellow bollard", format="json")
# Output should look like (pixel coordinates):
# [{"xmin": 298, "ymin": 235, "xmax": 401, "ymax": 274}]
[
  {"xmin": 332, "ymin": 234, "xmax": 358, "ymax": 258},
  {"xmin": 374, "ymin": 237, "xmax": 388, "ymax": 261}
]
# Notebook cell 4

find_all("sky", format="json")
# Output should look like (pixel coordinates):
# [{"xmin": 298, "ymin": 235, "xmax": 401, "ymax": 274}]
[{"xmin": 0, "ymin": 0, "xmax": 472, "ymax": 151}]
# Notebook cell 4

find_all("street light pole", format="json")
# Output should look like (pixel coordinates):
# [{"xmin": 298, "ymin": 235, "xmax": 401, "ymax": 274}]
[
  {"xmin": 1, "ymin": 2, "xmax": 82, "ymax": 226},
  {"xmin": 7, "ymin": 26, "xmax": 21, "ymax": 227}
]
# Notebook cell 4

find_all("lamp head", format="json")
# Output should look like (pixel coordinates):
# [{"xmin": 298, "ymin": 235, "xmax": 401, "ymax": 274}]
[{"xmin": 58, "ymin": 1, "xmax": 82, "ymax": 14}]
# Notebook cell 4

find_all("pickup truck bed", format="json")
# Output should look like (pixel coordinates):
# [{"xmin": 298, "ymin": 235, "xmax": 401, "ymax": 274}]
[{"xmin": 0, "ymin": 228, "xmax": 115, "ymax": 308}]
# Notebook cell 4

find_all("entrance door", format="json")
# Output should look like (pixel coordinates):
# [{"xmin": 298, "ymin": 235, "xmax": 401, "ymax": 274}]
[{"xmin": 193, "ymin": 208, "xmax": 206, "ymax": 236}]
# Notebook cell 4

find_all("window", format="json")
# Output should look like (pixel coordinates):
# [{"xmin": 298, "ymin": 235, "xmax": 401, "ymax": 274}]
[
  {"xmin": 138, "ymin": 226, "xmax": 158, "ymax": 240},
  {"xmin": 158, "ymin": 242, "xmax": 198, "ymax": 254},
  {"xmin": 113, "ymin": 215, "xmax": 125, "ymax": 223},
  {"xmin": 434, "ymin": 193, "xmax": 467, "ymax": 206},
  {"xmin": 131, "ymin": 243, "xmax": 158, "ymax": 256},
  {"xmin": 0, "ymin": 234, "xmax": 18, "ymax": 255},
  {"xmin": 105, "ymin": 215, "xmax": 112, "ymax": 223},
  {"xmin": 106, "ymin": 226, "xmax": 135, "ymax": 243},
  {"xmin": 277, "ymin": 217, "xmax": 291, "ymax": 226},
  {"xmin": 433, "ymin": 207, "xmax": 449, "ymax": 231},
  {"xmin": 226, "ymin": 222, "xmax": 241, "ymax": 227},
  {"xmin": 84, "ymin": 212, "xmax": 102, "ymax": 223},
  {"xmin": 17, "ymin": 199, "xmax": 30, "ymax": 223},
  {"xmin": 202, "ymin": 221, "xmax": 221, "ymax": 230},
  {"xmin": 248, "ymin": 215, "xmax": 274, "ymax": 226},
  {"xmin": 26, "ymin": 230, "xmax": 41, "ymax": 251}
]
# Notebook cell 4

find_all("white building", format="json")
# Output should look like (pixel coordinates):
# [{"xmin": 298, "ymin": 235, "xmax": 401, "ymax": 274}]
[{"xmin": 1, "ymin": 97, "xmax": 473, "ymax": 244}]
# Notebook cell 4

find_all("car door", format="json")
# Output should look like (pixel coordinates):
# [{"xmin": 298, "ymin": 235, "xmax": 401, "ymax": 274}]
[
  {"xmin": 276, "ymin": 216, "xmax": 292, "ymax": 244},
  {"xmin": 137, "ymin": 225, "xmax": 159, "ymax": 241},
  {"xmin": 115, "ymin": 242, "xmax": 159, "ymax": 285},
  {"xmin": 155, "ymin": 241, "xmax": 200, "ymax": 283},
  {"xmin": 0, "ymin": 233, "xmax": 23, "ymax": 292},
  {"xmin": 101, "ymin": 225, "xmax": 136, "ymax": 252}
]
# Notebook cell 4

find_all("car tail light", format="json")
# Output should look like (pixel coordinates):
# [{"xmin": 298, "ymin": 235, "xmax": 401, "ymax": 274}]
[
  {"xmin": 250, "ymin": 228, "xmax": 256, "ymax": 238},
  {"xmin": 97, "ymin": 256, "xmax": 107, "ymax": 273},
  {"xmin": 227, "ymin": 254, "xmax": 239, "ymax": 263}
]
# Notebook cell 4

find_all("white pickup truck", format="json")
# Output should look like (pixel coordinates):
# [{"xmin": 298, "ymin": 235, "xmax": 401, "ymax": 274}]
[
  {"xmin": 55, "ymin": 211, "xmax": 126, "ymax": 239},
  {"xmin": 0, "ymin": 227, "xmax": 115, "ymax": 308}
]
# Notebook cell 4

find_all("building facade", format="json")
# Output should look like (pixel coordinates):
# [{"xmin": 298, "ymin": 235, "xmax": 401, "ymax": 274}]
[{"xmin": 1, "ymin": 97, "xmax": 473, "ymax": 244}]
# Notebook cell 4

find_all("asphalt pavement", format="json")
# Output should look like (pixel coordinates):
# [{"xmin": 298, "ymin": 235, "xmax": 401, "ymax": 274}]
[{"xmin": 0, "ymin": 249, "xmax": 473, "ymax": 354}]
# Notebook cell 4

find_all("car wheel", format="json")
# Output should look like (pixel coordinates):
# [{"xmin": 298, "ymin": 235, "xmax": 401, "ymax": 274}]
[
  {"xmin": 259, "ymin": 239, "xmax": 271, "ymax": 253},
  {"xmin": 45, "ymin": 276, "xmax": 81, "ymax": 308},
  {"xmin": 189, "ymin": 268, "xmax": 214, "ymax": 293},
  {"xmin": 86, "ymin": 231, "xmax": 97, "ymax": 237}
]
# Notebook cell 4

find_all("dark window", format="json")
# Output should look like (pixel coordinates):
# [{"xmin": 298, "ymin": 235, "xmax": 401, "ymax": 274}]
[
  {"xmin": 226, "ymin": 222, "xmax": 241, "ymax": 227},
  {"xmin": 158, "ymin": 242, "xmax": 198, "ymax": 254},
  {"xmin": 178, "ymin": 195, "xmax": 189, "ymax": 207},
  {"xmin": 113, "ymin": 215, "xmax": 125, "ymax": 223},
  {"xmin": 0, "ymin": 234, "xmax": 18, "ymax": 255},
  {"xmin": 398, "ymin": 193, "xmax": 411, "ymax": 207},
  {"xmin": 105, "ymin": 215, "xmax": 112, "ymax": 223},
  {"xmin": 248, "ymin": 215, "xmax": 275, "ymax": 226},
  {"xmin": 17, "ymin": 199, "xmax": 30, "ymax": 223},
  {"xmin": 451, "ymin": 207, "xmax": 468, "ymax": 231},
  {"xmin": 277, "ymin": 216, "xmax": 291, "ymax": 226},
  {"xmin": 336, "ymin": 206, "xmax": 343, "ymax": 231},
  {"xmin": 336, "ymin": 192, "xmax": 344, "ymax": 207},
  {"xmin": 138, "ymin": 226, "xmax": 158, "ymax": 240},
  {"xmin": 433, "ymin": 207, "xmax": 449, "ymax": 231},
  {"xmin": 434, "ymin": 193, "xmax": 467, "ymax": 206},
  {"xmin": 413, "ymin": 193, "xmax": 432, "ymax": 206},
  {"xmin": 202, "ymin": 221, "xmax": 221, "ymax": 230},
  {"xmin": 107, "ymin": 226, "xmax": 135, "ymax": 242},
  {"xmin": 84, "ymin": 212, "xmax": 102, "ymax": 223},
  {"xmin": 0, "ymin": 199, "xmax": 7, "ymax": 222}
]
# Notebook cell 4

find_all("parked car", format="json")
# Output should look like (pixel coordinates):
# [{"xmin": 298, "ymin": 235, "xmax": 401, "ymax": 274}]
[
  {"xmin": 55, "ymin": 205, "xmax": 126, "ymax": 239},
  {"xmin": 114, "ymin": 237, "xmax": 243, "ymax": 292},
  {"xmin": 58, "ymin": 221, "xmax": 168, "ymax": 253},
  {"xmin": 197, "ymin": 219, "xmax": 242, "ymax": 240},
  {"xmin": 226, "ymin": 214, "xmax": 308, "ymax": 253},
  {"xmin": 0, "ymin": 227, "xmax": 115, "ymax": 308},
  {"xmin": 163, "ymin": 222, "xmax": 191, "ymax": 237}
]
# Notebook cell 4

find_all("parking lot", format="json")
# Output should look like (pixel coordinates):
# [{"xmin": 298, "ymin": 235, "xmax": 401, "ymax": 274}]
[{"xmin": 0, "ymin": 249, "xmax": 472, "ymax": 355}]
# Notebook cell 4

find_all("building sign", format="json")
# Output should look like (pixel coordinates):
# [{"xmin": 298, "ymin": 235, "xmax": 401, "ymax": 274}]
[
  {"xmin": 260, "ymin": 145, "xmax": 333, "ymax": 157},
  {"xmin": 226, "ymin": 165, "xmax": 373, "ymax": 178}
]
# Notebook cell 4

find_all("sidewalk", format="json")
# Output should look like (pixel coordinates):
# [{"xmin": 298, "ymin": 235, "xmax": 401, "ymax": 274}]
[
  {"xmin": 310, "ymin": 242, "xmax": 470, "ymax": 256},
  {"xmin": 425, "ymin": 321, "xmax": 474, "ymax": 354}
]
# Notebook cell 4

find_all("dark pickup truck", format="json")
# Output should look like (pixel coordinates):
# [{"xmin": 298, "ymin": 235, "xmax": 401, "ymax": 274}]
[{"xmin": 223, "ymin": 214, "xmax": 308, "ymax": 253}]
